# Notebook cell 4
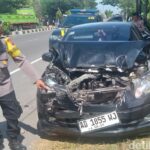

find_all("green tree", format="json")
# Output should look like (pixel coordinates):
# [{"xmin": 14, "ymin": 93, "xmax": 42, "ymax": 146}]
[
  {"xmin": 101, "ymin": 0, "xmax": 119, "ymax": 6},
  {"xmin": 56, "ymin": 8, "xmax": 63, "ymax": 20},
  {"xmin": 64, "ymin": 10, "xmax": 71, "ymax": 15},
  {"xmin": 83, "ymin": 0, "xmax": 97, "ymax": 8},
  {"xmin": 101, "ymin": 0, "xmax": 135, "ymax": 19},
  {"xmin": 0, "ymin": 0, "xmax": 28, "ymax": 13},
  {"xmin": 101, "ymin": 0, "xmax": 150, "ymax": 21},
  {"xmin": 2, "ymin": 22, "xmax": 11, "ymax": 35},
  {"xmin": 32, "ymin": 0, "xmax": 42, "ymax": 19},
  {"xmin": 105, "ymin": 10, "xmax": 113, "ymax": 18},
  {"xmin": 40, "ymin": 0, "xmax": 97, "ymax": 23}
]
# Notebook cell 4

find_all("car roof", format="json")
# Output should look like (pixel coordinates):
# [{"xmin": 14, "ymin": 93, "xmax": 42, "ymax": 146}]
[
  {"xmin": 70, "ymin": 22, "xmax": 133, "ymax": 30},
  {"xmin": 68, "ymin": 14, "xmax": 97, "ymax": 17},
  {"xmin": 107, "ymin": 15, "xmax": 123, "ymax": 21},
  {"xmin": 70, "ymin": 9, "xmax": 99, "ymax": 15}
]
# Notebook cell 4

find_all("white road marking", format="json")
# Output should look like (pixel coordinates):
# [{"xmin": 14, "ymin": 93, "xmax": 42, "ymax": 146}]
[
  {"xmin": 10, "ymin": 57, "xmax": 42, "ymax": 75},
  {"xmin": 31, "ymin": 57, "xmax": 42, "ymax": 64},
  {"xmin": 10, "ymin": 68, "xmax": 20, "ymax": 75}
]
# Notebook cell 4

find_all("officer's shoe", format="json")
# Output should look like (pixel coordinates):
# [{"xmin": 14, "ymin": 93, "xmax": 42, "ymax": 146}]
[
  {"xmin": 0, "ymin": 135, "xmax": 4, "ymax": 150},
  {"xmin": 8, "ymin": 139, "xmax": 26, "ymax": 150}
]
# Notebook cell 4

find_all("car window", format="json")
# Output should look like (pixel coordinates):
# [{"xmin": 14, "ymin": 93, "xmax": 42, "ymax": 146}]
[
  {"xmin": 65, "ymin": 25, "xmax": 130, "ymax": 41},
  {"xmin": 130, "ymin": 26, "xmax": 143, "ymax": 41},
  {"xmin": 130, "ymin": 29, "xmax": 139, "ymax": 41},
  {"xmin": 134, "ymin": 26, "xmax": 143, "ymax": 38},
  {"xmin": 108, "ymin": 16, "xmax": 123, "ymax": 22},
  {"xmin": 61, "ymin": 15, "xmax": 97, "ymax": 28}
]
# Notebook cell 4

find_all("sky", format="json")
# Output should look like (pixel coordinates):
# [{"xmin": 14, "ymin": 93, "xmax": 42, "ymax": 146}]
[{"xmin": 96, "ymin": 0, "xmax": 121, "ymax": 14}]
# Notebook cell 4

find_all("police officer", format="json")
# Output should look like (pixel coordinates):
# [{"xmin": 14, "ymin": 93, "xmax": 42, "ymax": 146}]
[{"xmin": 0, "ymin": 31, "xmax": 48, "ymax": 149}]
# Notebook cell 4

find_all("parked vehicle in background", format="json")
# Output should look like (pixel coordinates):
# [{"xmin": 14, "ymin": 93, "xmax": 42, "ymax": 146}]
[
  {"xmin": 37, "ymin": 22, "xmax": 150, "ymax": 138},
  {"xmin": 0, "ymin": 7, "xmax": 39, "ymax": 31},
  {"xmin": 60, "ymin": 9, "xmax": 103, "ymax": 28},
  {"xmin": 49, "ymin": 9, "xmax": 103, "ymax": 50},
  {"xmin": 107, "ymin": 14, "xmax": 123, "ymax": 22}
]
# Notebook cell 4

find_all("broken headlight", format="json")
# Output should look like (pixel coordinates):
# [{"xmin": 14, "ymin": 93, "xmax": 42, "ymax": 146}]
[
  {"xmin": 45, "ymin": 78, "xmax": 57, "ymax": 87},
  {"xmin": 133, "ymin": 78, "xmax": 150, "ymax": 98}
]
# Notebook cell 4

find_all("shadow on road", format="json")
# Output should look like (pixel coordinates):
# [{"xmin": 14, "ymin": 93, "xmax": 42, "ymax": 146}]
[
  {"xmin": 19, "ymin": 121, "xmax": 37, "ymax": 135},
  {"xmin": 0, "ymin": 121, "xmax": 37, "ymax": 142}
]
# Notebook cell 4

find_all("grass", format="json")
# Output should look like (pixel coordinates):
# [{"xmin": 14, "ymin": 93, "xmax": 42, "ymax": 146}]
[{"xmin": 30, "ymin": 135, "xmax": 150, "ymax": 150}]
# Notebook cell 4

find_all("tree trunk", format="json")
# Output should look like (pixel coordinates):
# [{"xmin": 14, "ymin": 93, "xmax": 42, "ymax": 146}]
[
  {"xmin": 143, "ymin": 0, "xmax": 148, "ymax": 24},
  {"xmin": 136, "ymin": 0, "xmax": 141, "ymax": 14}
]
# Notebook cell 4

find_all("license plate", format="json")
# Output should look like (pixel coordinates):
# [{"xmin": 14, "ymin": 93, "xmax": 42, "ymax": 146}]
[{"xmin": 78, "ymin": 111, "xmax": 120, "ymax": 133}]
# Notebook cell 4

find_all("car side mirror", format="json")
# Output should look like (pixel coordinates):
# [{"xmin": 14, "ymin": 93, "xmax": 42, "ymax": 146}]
[{"xmin": 42, "ymin": 51, "xmax": 55, "ymax": 62}]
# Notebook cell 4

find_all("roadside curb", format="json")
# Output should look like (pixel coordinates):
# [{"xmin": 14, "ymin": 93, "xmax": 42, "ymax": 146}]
[{"xmin": 11, "ymin": 26, "xmax": 55, "ymax": 36}]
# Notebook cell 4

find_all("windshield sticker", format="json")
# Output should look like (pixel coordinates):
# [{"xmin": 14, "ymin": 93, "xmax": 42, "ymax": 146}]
[{"xmin": 74, "ymin": 35, "xmax": 93, "ymax": 40}]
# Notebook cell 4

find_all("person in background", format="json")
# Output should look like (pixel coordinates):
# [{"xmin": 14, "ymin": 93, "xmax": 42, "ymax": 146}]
[
  {"xmin": 132, "ymin": 12, "xmax": 145, "ymax": 32},
  {"xmin": 93, "ymin": 29, "xmax": 107, "ymax": 41},
  {"xmin": 0, "ymin": 25, "xmax": 48, "ymax": 150}
]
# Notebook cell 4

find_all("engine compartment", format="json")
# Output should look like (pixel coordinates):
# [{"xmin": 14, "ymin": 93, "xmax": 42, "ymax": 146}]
[{"xmin": 42, "ymin": 55, "xmax": 149, "ymax": 105}]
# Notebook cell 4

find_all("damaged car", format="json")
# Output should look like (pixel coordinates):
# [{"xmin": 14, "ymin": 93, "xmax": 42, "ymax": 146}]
[{"xmin": 37, "ymin": 22, "xmax": 150, "ymax": 138}]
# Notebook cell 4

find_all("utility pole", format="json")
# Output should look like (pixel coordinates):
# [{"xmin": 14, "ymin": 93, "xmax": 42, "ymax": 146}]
[{"xmin": 126, "ymin": 0, "xmax": 130, "ymax": 21}]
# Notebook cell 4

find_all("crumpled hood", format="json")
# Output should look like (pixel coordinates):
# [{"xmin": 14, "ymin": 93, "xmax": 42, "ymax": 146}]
[{"xmin": 59, "ymin": 41, "xmax": 148, "ymax": 69}]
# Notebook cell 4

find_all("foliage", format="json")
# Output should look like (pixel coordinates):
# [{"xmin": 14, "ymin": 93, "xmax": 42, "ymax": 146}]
[
  {"xmin": 0, "ymin": 0, "xmax": 28, "ymax": 13},
  {"xmin": 82, "ymin": 0, "xmax": 97, "ymax": 8},
  {"xmin": 101, "ymin": 0, "xmax": 135, "ymax": 18},
  {"xmin": 40, "ymin": 0, "xmax": 97, "ymax": 23},
  {"xmin": 0, "ymin": 0, "xmax": 97, "ymax": 24},
  {"xmin": 105, "ymin": 10, "xmax": 113, "ymax": 18},
  {"xmin": 32, "ymin": 0, "xmax": 42, "ymax": 19},
  {"xmin": 101, "ymin": 0, "xmax": 150, "ymax": 24},
  {"xmin": 65, "ymin": 10, "xmax": 71, "ymax": 15},
  {"xmin": 101, "ymin": 0, "xmax": 119, "ymax": 6},
  {"xmin": 56, "ymin": 8, "xmax": 63, "ymax": 20},
  {"xmin": 2, "ymin": 22, "xmax": 10, "ymax": 35},
  {"xmin": 0, "ymin": 0, "xmax": 42, "ymax": 20}
]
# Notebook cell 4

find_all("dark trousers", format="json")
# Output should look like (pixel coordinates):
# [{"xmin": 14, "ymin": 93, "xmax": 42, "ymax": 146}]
[{"xmin": 0, "ymin": 91, "xmax": 22, "ymax": 139}]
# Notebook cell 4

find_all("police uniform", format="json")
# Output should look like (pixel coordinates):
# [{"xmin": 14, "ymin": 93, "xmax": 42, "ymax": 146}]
[{"xmin": 0, "ymin": 37, "xmax": 40, "ymax": 150}]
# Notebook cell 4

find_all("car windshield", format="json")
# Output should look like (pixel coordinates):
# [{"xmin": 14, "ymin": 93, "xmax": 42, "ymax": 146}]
[
  {"xmin": 65, "ymin": 24, "xmax": 130, "ymax": 41},
  {"xmin": 61, "ymin": 15, "xmax": 96, "ymax": 28},
  {"xmin": 60, "ymin": 41, "xmax": 144, "ymax": 69}
]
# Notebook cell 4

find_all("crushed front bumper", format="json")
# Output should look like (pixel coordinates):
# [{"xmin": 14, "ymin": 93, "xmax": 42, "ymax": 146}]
[
  {"xmin": 37, "ymin": 89, "xmax": 150, "ymax": 138},
  {"xmin": 38, "ymin": 116, "xmax": 150, "ymax": 138}
]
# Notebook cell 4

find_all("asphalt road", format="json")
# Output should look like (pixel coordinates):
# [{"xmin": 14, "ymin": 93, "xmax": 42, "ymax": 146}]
[{"xmin": 0, "ymin": 31, "xmax": 51, "ymax": 150}]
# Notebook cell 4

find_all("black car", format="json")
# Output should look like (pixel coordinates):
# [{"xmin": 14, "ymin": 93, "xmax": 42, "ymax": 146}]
[
  {"xmin": 107, "ymin": 14, "xmax": 123, "ymax": 22},
  {"xmin": 37, "ymin": 22, "xmax": 150, "ymax": 138},
  {"xmin": 49, "ymin": 9, "xmax": 103, "ymax": 50}
]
